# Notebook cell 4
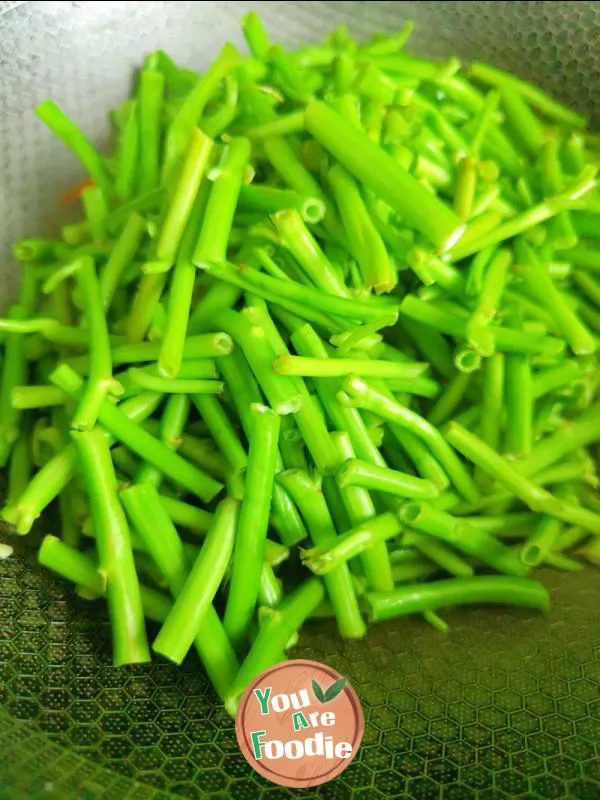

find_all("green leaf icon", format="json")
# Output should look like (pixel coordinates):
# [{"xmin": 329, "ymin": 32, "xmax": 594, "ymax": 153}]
[
  {"xmin": 323, "ymin": 677, "xmax": 347, "ymax": 703},
  {"xmin": 312, "ymin": 679, "xmax": 325, "ymax": 703}
]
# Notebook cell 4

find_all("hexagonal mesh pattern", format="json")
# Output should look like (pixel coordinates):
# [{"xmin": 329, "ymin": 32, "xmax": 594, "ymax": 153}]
[
  {"xmin": 1, "ymin": 537, "xmax": 599, "ymax": 799},
  {"xmin": 1, "ymin": 2, "xmax": 600, "ymax": 798}
]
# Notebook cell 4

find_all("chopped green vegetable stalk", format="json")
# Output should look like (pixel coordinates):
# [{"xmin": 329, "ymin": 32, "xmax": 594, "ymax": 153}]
[
  {"xmin": 305, "ymin": 100, "xmax": 465, "ymax": 252},
  {"xmin": 119, "ymin": 484, "xmax": 239, "ymax": 697},
  {"xmin": 136, "ymin": 394, "xmax": 190, "ymax": 487},
  {"xmin": 340, "ymin": 376, "xmax": 479, "ymax": 504},
  {"xmin": 192, "ymin": 137, "xmax": 251, "ymax": 265},
  {"xmin": 138, "ymin": 68, "xmax": 165, "ymax": 194},
  {"xmin": 9, "ymin": 13, "xmax": 600, "ymax": 709},
  {"xmin": 445, "ymin": 422, "xmax": 600, "ymax": 532},
  {"xmin": 72, "ymin": 429, "xmax": 150, "ymax": 665},
  {"xmin": 278, "ymin": 469, "xmax": 366, "ymax": 639},
  {"xmin": 153, "ymin": 495, "xmax": 238, "ymax": 665},
  {"xmin": 2, "ymin": 392, "xmax": 161, "ymax": 535},
  {"xmin": 72, "ymin": 257, "xmax": 123, "ymax": 430},
  {"xmin": 115, "ymin": 100, "xmax": 139, "ymax": 203},
  {"xmin": 338, "ymin": 458, "xmax": 440, "ymax": 501},
  {"xmin": 100, "ymin": 213, "xmax": 146, "ymax": 311},
  {"xmin": 52, "ymin": 364, "xmax": 222, "ymax": 502},
  {"xmin": 0, "ymin": 306, "xmax": 28, "ymax": 466},
  {"xmin": 225, "ymin": 577, "xmax": 324, "ymax": 716},
  {"xmin": 301, "ymin": 510, "xmax": 400, "ymax": 577},
  {"xmin": 398, "ymin": 502, "xmax": 527, "ymax": 577},
  {"xmin": 367, "ymin": 576, "xmax": 550, "ymax": 623},
  {"xmin": 223, "ymin": 405, "xmax": 281, "ymax": 648},
  {"xmin": 36, "ymin": 100, "xmax": 114, "ymax": 197},
  {"xmin": 156, "ymin": 128, "xmax": 214, "ymax": 267}
]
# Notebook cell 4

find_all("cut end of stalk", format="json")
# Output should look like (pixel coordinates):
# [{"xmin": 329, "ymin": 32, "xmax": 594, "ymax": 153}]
[
  {"xmin": 336, "ymin": 389, "xmax": 359, "ymax": 408},
  {"xmin": 336, "ymin": 458, "xmax": 357, "ymax": 488},
  {"xmin": 157, "ymin": 358, "xmax": 180, "ymax": 380},
  {"xmin": 213, "ymin": 333, "xmax": 234, "ymax": 355},
  {"xmin": 342, "ymin": 374, "xmax": 369, "ymax": 401},
  {"xmin": 250, "ymin": 402, "xmax": 280, "ymax": 420},
  {"xmin": 362, "ymin": 594, "xmax": 379, "ymax": 624},
  {"xmin": 0, "ymin": 542, "xmax": 14, "ymax": 560},
  {"xmin": 423, "ymin": 609, "xmax": 450, "ymax": 633},
  {"xmin": 152, "ymin": 641, "xmax": 185, "ymax": 667},
  {"xmin": 373, "ymin": 279, "xmax": 397, "ymax": 295},
  {"xmin": 521, "ymin": 543, "xmax": 542, "ymax": 567},
  {"xmin": 275, "ymin": 394, "xmax": 304, "ymax": 415},
  {"xmin": 224, "ymin": 690, "xmax": 242, "ymax": 719},
  {"xmin": 300, "ymin": 197, "xmax": 326, "ymax": 224},
  {"xmin": 455, "ymin": 348, "xmax": 482, "ymax": 373},
  {"xmin": 272, "ymin": 355, "xmax": 294, "ymax": 375},
  {"xmin": 398, "ymin": 502, "xmax": 423, "ymax": 525}
]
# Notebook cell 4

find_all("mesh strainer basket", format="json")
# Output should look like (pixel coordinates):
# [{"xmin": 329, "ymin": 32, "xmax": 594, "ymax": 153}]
[{"xmin": 1, "ymin": 2, "xmax": 599, "ymax": 799}]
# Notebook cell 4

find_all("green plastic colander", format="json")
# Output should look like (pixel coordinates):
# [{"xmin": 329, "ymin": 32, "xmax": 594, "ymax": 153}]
[{"xmin": 1, "ymin": 2, "xmax": 599, "ymax": 798}]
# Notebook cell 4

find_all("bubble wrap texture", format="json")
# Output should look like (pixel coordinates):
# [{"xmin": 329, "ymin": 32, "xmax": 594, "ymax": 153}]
[
  {"xmin": 1, "ymin": 1, "xmax": 600, "ymax": 798},
  {"xmin": 1, "ymin": 538, "xmax": 600, "ymax": 800}
]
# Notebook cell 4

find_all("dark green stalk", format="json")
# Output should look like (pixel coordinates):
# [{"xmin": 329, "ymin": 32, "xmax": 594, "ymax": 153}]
[
  {"xmin": 162, "ymin": 42, "xmax": 242, "ymax": 180},
  {"xmin": 278, "ymin": 469, "xmax": 366, "ymax": 639},
  {"xmin": 7, "ymin": 417, "xmax": 32, "ymax": 505},
  {"xmin": 121, "ymin": 484, "xmax": 239, "ymax": 698},
  {"xmin": 138, "ymin": 68, "xmax": 165, "ymax": 193},
  {"xmin": 72, "ymin": 429, "xmax": 149, "ymax": 665},
  {"xmin": 340, "ymin": 376, "xmax": 479, "ymax": 504},
  {"xmin": 398, "ymin": 502, "xmax": 527, "ymax": 577},
  {"xmin": 331, "ymin": 432, "xmax": 394, "ymax": 591},
  {"xmin": 115, "ymin": 100, "xmax": 139, "ymax": 202},
  {"xmin": 192, "ymin": 137, "xmax": 251, "ymax": 265},
  {"xmin": 367, "ymin": 576, "xmax": 550, "ymax": 623},
  {"xmin": 305, "ymin": 100, "xmax": 464, "ymax": 252},
  {"xmin": 100, "ymin": 213, "xmax": 146, "ymax": 311},
  {"xmin": 153, "ymin": 496, "xmax": 238, "ymax": 664},
  {"xmin": 224, "ymin": 405, "xmax": 280, "ymax": 648},
  {"xmin": 35, "ymin": 100, "xmax": 113, "ymax": 197},
  {"xmin": 52, "ymin": 364, "xmax": 222, "ymax": 502},
  {"xmin": 0, "ymin": 306, "xmax": 28, "ymax": 466},
  {"xmin": 72, "ymin": 257, "xmax": 122, "ymax": 430},
  {"xmin": 2, "ymin": 391, "xmax": 161, "ymax": 534},
  {"xmin": 224, "ymin": 578, "xmax": 324, "ymax": 716}
]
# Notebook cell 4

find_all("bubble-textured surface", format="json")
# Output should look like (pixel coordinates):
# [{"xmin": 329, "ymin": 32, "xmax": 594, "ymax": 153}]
[
  {"xmin": 1, "ymin": 536, "xmax": 599, "ymax": 799},
  {"xmin": 1, "ymin": 2, "xmax": 600, "ymax": 797}
]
